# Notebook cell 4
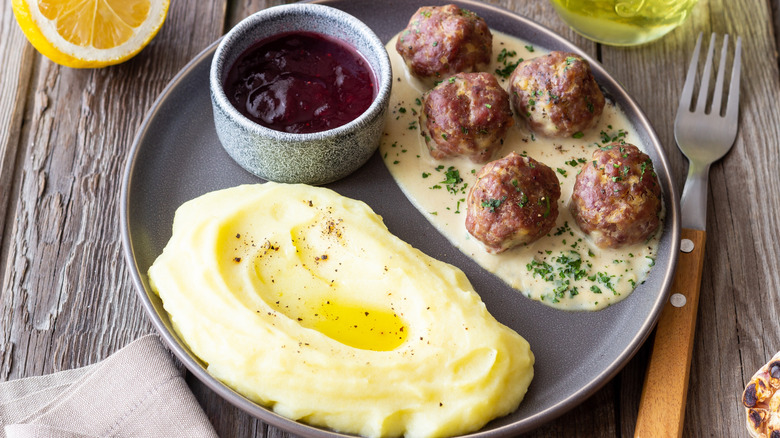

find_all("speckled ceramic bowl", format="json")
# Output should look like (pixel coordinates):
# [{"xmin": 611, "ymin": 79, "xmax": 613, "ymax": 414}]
[{"xmin": 210, "ymin": 4, "xmax": 392, "ymax": 185}]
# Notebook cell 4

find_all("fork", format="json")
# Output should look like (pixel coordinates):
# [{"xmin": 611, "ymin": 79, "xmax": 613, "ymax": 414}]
[{"xmin": 634, "ymin": 33, "xmax": 742, "ymax": 438}]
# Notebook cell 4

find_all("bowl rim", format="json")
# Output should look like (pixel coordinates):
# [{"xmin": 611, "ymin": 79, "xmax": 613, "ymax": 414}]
[
  {"xmin": 121, "ymin": 0, "xmax": 682, "ymax": 436},
  {"xmin": 209, "ymin": 3, "xmax": 393, "ymax": 141}
]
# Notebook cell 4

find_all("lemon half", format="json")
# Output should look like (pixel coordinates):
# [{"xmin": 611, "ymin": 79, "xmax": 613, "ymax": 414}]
[{"xmin": 12, "ymin": 0, "xmax": 170, "ymax": 68}]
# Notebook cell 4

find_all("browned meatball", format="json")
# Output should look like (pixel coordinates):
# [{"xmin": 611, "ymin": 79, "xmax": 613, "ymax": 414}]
[
  {"xmin": 395, "ymin": 4, "xmax": 492, "ymax": 79},
  {"xmin": 466, "ymin": 152, "xmax": 561, "ymax": 253},
  {"xmin": 420, "ymin": 72, "xmax": 513, "ymax": 163},
  {"xmin": 508, "ymin": 51, "xmax": 605, "ymax": 138},
  {"xmin": 570, "ymin": 143, "xmax": 662, "ymax": 248}
]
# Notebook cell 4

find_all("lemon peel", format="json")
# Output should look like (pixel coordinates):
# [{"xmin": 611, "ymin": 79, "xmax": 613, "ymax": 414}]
[{"xmin": 12, "ymin": 0, "xmax": 169, "ymax": 68}]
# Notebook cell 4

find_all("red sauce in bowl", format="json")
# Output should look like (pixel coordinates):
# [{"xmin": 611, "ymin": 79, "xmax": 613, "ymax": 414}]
[{"xmin": 223, "ymin": 31, "xmax": 376, "ymax": 134}]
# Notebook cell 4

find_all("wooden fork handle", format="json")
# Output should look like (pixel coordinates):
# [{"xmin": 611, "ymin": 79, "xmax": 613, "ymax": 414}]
[{"xmin": 634, "ymin": 228, "xmax": 706, "ymax": 438}]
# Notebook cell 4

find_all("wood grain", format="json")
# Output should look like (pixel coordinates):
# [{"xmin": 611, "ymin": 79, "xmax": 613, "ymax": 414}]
[
  {"xmin": 0, "ymin": 2, "xmax": 35, "ymax": 280},
  {"xmin": 0, "ymin": 0, "xmax": 227, "ymax": 413},
  {"xmin": 0, "ymin": 0, "xmax": 778, "ymax": 437}
]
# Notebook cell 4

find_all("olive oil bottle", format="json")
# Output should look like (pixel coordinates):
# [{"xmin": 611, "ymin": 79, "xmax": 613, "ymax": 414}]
[{"xmin": 550, "ymin": 0, "xmax": 698, "ymax": 46}]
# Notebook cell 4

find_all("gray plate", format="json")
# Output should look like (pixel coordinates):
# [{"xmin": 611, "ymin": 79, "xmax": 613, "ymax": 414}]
[{"xmin": 121, "ymin": 0, "xmax": 680, "ymax": 436}]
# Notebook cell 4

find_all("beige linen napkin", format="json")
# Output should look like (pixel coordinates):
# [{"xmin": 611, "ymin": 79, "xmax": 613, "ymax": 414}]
[{"xmin": 0, "ymin": 335, "xmax": 218, "ymax": 438}]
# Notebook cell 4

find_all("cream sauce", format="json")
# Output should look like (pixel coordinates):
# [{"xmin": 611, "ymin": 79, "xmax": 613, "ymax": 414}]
[{"xmin": 381, "ymin": 31, "xmax": 662, "ymax": 311}]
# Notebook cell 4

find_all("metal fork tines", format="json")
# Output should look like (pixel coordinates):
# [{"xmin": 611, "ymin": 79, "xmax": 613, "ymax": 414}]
[
  {"xmin": 675, "ymin": 32, "xmax": 742, "ymax": 231},
  {"xmin": 635, "ymin": 34, "xmax": 742, "ymax": 437}
]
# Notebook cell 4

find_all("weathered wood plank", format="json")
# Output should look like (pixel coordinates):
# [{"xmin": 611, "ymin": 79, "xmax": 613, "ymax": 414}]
[
  {"xmin": 0, "ymin": 1, "xmax": 35, "ymax": 280},
  {"xmin": 773, "ymin": 0, "xmax": 779, "ymax": 67},
  {"xmin": 227, "ymin": 0, "xmax": 297, "ymax": 29},
  {"xmin": 0, "ymin": 0, "xmax": 227, "ymax": 412},
  {"xmin": 694, "ymin": 0, "xmax": 780, "ymax": 432}
]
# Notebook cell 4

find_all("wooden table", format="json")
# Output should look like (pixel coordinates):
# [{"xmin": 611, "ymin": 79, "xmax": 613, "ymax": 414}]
[{"xmin": 1, "ymin": 0, "xmax": 778, "ymax": 436}]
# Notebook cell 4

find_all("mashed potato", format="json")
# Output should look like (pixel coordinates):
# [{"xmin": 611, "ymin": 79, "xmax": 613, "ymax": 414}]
[{"xmin": 148, "ymin": 183, "xmax": 534, "ymax": 438}]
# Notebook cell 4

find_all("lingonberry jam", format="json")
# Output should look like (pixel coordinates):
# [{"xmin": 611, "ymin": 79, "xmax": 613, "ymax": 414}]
[{"xmin": 223, "ymin": 31, "xmax": 376, "ymax": 134}]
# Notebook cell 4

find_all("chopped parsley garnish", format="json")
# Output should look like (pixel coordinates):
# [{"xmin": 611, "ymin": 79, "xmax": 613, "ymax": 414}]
[
  {"xmin": 455, "ymin": 198, "xmax": 465, "ymax": 214},
  {"xmin": 554, "ymin": 252, "xmax": 587, "ymax": 281},
  {"xmin": 481, "ymin": 196, "xmax": 506, "ymax": 212},
  {"xmin": 538, "ymin": 196, "xmax": 550, "ymax": 217},
  {"xmin": 527, "ymin": 251, "xmax": 589, "ymax": 301},
  {"xmin": 640, "ymin": 159, "xmax": 654, "ymax": 180},
  {"xmin": 517, "ymin": 192, "xmax": 528, "ymax": 208},
  {"xmin": 495, "ymin": 60, "xmax": 521, "ymax": 78},
  {"xmin": 588, "ymin": 271, "xmax": 618, "ymax": 294},
  {"xmin": 527, "ymin": 259, "xmax": 554, "ymax": 282},
  {"xmin": 494, "ymin": 48, "xmax": 522, "ymax": 78},
  {"xmin": 497, "ymin": 48, "xmax": 516, "ymax": 63},
  {"xmin": 554, "ymin": 221, "xmax": 571, "ymax": 236},
  {"xmin": 440, "ymin": 166, "xmax": 464, "ymax": 194},
  {"xmin": 600, "ymin": 128, "xmax": 628, "ymax": 144}
]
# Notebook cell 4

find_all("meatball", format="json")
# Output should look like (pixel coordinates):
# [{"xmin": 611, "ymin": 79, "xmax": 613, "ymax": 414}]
[
  {"xmin": 420, "ymin": 72, "xmax": 514, "ymax": 163},
  {"xmin": 466, "ymin": 152, "xmax": 561, "ymax": 253},
  {"xmin": 508, "ymin": 51, "xmax": 605, "ymax": 138},
  {"xmin": 395, "ymin": 4, "xmax": 492, "ymax": 79},
  {"xmin": 570, "ymin": 143, "xmax": 662, "ymax": 248}
]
